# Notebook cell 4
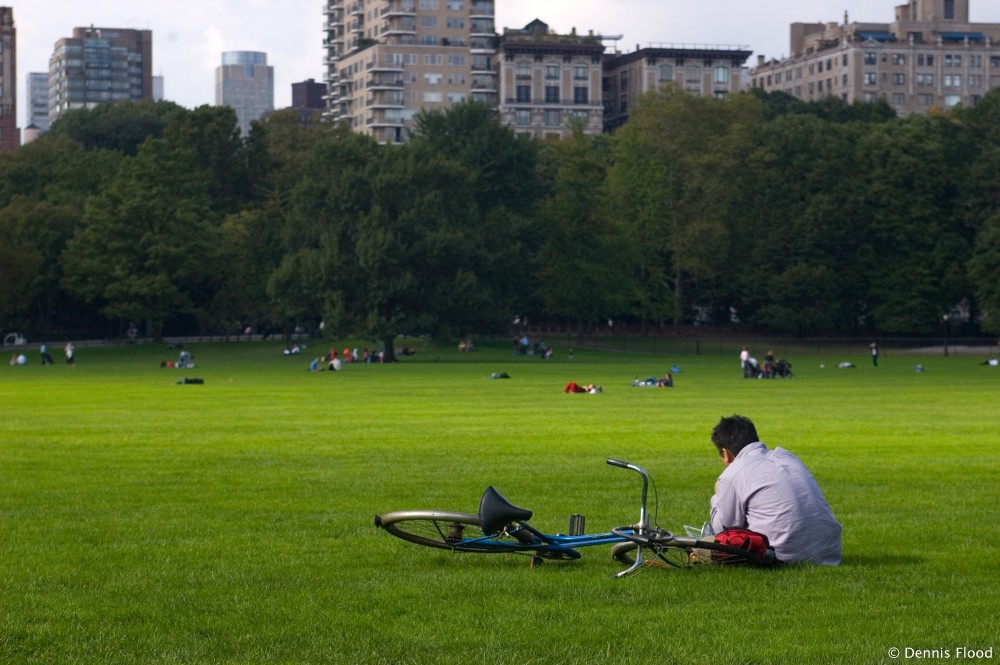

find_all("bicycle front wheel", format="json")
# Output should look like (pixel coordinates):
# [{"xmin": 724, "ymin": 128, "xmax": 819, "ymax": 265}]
[{"xmin": 610, "ymin": 541, "xmax": 691, "ymax": 568}]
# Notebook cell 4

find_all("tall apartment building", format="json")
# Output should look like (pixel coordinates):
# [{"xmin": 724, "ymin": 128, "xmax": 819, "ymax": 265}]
[
  {"xmin": 292, "ymin": 78, "xmax": 327, "ymax": 125},
  {"xmin": 603, "ymin": 44, "xmax": 753, "ymax": 131},
  {"xmin": 48, "ymin": 26, "xmax": 153, "ymax": 122},
  {"xmin": 215, "ymin": 51, "xmax": 274, "ymax": 136},
  {"xmin": 0, "ymin": 7, "xmax": 17, "ymax": 151},
  {"xmin": 749, "ymin": 0, "xmax": 1000, "ymax": 115},
  {"xmin": 497, "ymin": 20, "xmax": 605, "ymax": 139},
  {"xmin": 27, "ymin": 72, "xmax": 49, "ymax": 134},
  {"xmin": 323, "ymin": 0, "xmax": 498, "ymax": 144}
]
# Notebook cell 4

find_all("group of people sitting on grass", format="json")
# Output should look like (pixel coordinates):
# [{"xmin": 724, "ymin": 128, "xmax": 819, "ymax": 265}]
[{"xmin": 741, "ymin": 347, "xmax": 793, "ymax": 379}]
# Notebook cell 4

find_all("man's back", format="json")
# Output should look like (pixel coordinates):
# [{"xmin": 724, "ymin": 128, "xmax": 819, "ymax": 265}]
[{"xmin": 711, "ymin": 442, "xmax": 842, "ymax": 565}]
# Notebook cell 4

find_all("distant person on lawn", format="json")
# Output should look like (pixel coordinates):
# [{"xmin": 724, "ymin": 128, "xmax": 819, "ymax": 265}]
[{"xmin": 709, "ymin": 415, "xmax": 842, "ymax": 565}]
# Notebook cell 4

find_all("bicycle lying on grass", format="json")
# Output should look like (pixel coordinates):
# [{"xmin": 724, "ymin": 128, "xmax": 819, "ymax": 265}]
[{"xmin": 375, "ymin": 459, "xmax": 775, "ymax": 577}]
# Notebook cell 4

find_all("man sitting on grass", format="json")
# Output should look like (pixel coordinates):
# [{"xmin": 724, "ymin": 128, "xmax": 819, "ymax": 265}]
[{"xmin": 709, "ymin": 414, "xmax": 842, "ymax": 565}]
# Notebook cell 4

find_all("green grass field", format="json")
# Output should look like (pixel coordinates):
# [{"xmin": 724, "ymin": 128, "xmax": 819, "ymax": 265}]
[{"xmin": 2, "ymin": 339, "xmax": 998, "ymax": 664}]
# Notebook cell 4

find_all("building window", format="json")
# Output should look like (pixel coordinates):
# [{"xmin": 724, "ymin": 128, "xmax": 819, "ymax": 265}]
[
  {"xmin": 944, "ymin": 54, "xmax": 962, "ymax": 68},
  {"xmin": 944, "ymin": 94, "xmax": 961, "ymax": 108},
  {"xmin": 447, "ymin": 0, "xmax": 464, "ymax": 9},
  {"xmin": 713, "ymin": 67, "xmax": 729, "ymax": 84},
  {"xmin": 892, "ymin": 73, "xmax": 906, "ymax": 85},
  {"xmin": 545, "ymin": 65, "xmax": 559, "ymax": 80},
  {"xmin": 916, "ymin": 73, "xmax": 935, "ymax": 86},
  {"xmin": 619, "ymin": 94, "xmax": 628, "ymax": 112},
  {"xmin": 864, "ymin": 52, "xmax": 877, "ymax": 65},
  {"xmin": 544, "ymin": 109, "xmax": 560, "ymax": 126},
  {"xmin": 892, "ymin": 93, "xmax": 906, "ymax": 106},
  {"xmin": 659, "ymin": 64, "xmax": 674, "ymax": 82},
  {"xmin": 842, "ymin": 54, "xmax": 849, "ymax": 66},
  {"xmin": 893, "ymin": 54, "xmax": 906, "ymax": 66},
  {"xmin": 970, "ymin": 55, "xmax": 983, "ymax": 68},
  {"xmin": 515, "ymin": 109, "xmax": 530, "ymax": 125},
  {"xmin": 573, "ymin": 87, "xmax": 588, "ymax": 104},
  {"xmin": 944, "ymin": 0, "xmax": 955, "ymax": 19},
  {"xmin": 918, "ymin": 94, "xmax": 934, "ymax": 106},
  {"xmin": 419, "ymin": 0, "xmax": 439, "ymax": 7},
  {"xmin": 516, "ymin": 61, "xmax": 530, "ymax": 78},
  {"xmin": 545, "ymin": 86, "xmax": 559, "ymax": 103},
  {"xmin": 685, "ymin": 65, "xmax": 701, "ymax": 85},
  {"xmin": 446, "ymin": 17, "xmax": 464, "ymax": 29},
  {"xmin": 944, "ymin": 74, "xmax": 962, "ymax": 87},
  {"xmin": 864, "ymin": 72, "xmax": 877, "ymax": 85},
  {"xmin": 970, "ymin": 74, "xmax": 983, "ymax": 88},
  {"xmin": 574, "ymin": 65, "xmax": 588, "ymax": 80},
  {"xmin": 620, "ymin": 70, "xmax": 629, "ymax": 90},
  {"xmin": 864, "ymin": 92, "xmax": 878, "ymax": 102},
  {"xmin": 516, "ymin": 85, "xmax": 530, "ymax": 103},
  {"xmin": 918, "ymin": 54, "xmax": 935, "ymax": 67}
]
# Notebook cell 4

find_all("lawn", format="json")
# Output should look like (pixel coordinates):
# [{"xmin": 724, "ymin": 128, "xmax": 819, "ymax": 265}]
[{"xmin": 1, "ymin": 339, "xmax": 998, "ymax": 664}]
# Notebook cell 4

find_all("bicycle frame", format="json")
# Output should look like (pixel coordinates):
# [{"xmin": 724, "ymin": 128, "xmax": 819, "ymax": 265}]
[{"xmin": 377, "ymin": 458, "xmax": 773, "ymax": 573}]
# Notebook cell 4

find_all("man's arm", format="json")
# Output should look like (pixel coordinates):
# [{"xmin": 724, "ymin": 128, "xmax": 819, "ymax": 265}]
[{"xmin": 710, "ymin": 477, "xmax": 746, "ymax": 533}]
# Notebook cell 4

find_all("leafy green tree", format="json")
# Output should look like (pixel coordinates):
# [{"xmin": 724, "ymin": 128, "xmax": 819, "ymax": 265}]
[
  {"xmin": 608, "ymin": 87, "xmax": 763, "ymax": 326},
  {"xmin": 728, "ymin": 114, "xmax": 871, "ymax": 334},
  {"xmin": 62, "ymin": 138, "xmax": 219, "ymax": 339},
  {"xmin": 969, "ymin": 213, "xmax": 1000, "ymax": 331},
  {"xmin": 163, "ymin": 105, "xmax": 250, "ymax": 215},
  {"xmin": 534, "ymin": 130, "xmax": 632, "ymax": 324},
  {"xmin": 857, "ymin": 115, "xmax": 974, "ymax": 333},
  {"xmin": 46, "ymin": 100, "xmax": 184, "ymax": 156}
]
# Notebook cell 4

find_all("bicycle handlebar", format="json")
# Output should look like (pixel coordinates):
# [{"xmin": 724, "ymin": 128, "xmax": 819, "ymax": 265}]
[{"xmin": 606, "ymin": 458, "xmax": 653, "ymax": 578}]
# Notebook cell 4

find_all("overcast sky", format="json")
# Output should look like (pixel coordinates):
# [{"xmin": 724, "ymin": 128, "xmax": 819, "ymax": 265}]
[{"xmin": 15, "ymin": 0, "xmax": 1000, "ymax": 127}]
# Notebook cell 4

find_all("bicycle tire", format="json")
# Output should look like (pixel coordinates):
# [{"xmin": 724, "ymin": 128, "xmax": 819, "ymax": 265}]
[
  {"xmin": 610, "ymin": 540, "xmax": 691, "ymax": 568},
  {"xmin": 610, "ymin": 528, "xmax": 774, "ymax": 568},
  {"xmin": 375, "ymin": 511, "xmax": 582, "ymax": 558},
  {"xmin": 376, "ymin": 511, "xmax": 496, "ymax": 552}
]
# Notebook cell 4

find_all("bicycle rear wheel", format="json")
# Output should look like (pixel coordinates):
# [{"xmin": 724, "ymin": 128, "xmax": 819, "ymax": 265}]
[
  {"xmin": 376, "ymin": 511, "xmax": 582, "ymax": 559},
  {"xmin": 377, "ymin": 511, "xmax": 486, "ymax": 551}
]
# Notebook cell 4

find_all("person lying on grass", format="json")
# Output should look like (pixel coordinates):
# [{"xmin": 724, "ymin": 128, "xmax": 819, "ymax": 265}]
[{"xmin": 708, "ymin": 414, "xmax": 842, "ymax": 566}]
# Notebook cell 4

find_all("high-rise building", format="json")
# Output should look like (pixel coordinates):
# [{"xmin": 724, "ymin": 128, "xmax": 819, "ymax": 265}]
[
  {"xmin": 215, "ymin": 51, "xmax": 274, "ymax": 136},
  {"xmin": 749, "ymin": 0, "xmax": 1000, "ymax": 115},
  {"xmin": 27, "ymin": 72, "xmax": 49, "ymax": 132},
  {"xmin": 497, "ymin": 20, "xmax": 605, "ymax": 139},
  {"xmin": 0, "ymin": 7, "xmax": 17, "ymax": 151},
  {"xmin": 292, "ymin": 78, "xmax": 326, "ymax": 125},
  {"xmin": 48, "ymin": 26, "xmax": 153, "ymax": 122},
  {"xmin": 293, "ymin": 78, "xmax": 326, "ymax": 109},
  {"xmin": 323, "ymin": 0, "xmax": 498, "ymax": 144}
]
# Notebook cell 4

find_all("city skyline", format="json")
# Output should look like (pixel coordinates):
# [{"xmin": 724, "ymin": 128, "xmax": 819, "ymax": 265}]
[{"xmin": 12, "ymin": 0, "xmax": 1000, "ymax": 129}]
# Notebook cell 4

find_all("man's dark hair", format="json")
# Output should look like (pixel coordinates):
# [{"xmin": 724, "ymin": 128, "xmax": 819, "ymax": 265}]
[{"xmin": 712, "ymin": 415, "xmax": 759, "ymax": 457}]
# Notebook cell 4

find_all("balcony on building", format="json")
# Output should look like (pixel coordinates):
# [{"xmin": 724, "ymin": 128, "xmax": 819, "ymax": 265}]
[
  {"xmin": 382, "ymin": 0, "xmax": 416, "ymax": 17},
  {"xmin": 368, "ymin": 72, "xmax": 406, "ymax": 89},
  {"xmin": 384, "ymin": 16, "xmax": 417, "ymax": 37},
  {"xmin": 470, "ymin": 1, "xmax": 494, "ymax": 18},
  {"xmin": 367, "ymin": 91, "xmax": 406, "ymax": 108}
]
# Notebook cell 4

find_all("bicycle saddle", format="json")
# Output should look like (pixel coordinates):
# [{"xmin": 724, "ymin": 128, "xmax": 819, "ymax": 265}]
[{"xmin": 478, "ymin": 486, "xmax": 533, "ymax": 535}]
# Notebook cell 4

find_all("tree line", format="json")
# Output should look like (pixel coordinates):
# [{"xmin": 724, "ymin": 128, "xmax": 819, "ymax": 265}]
[{"xmin": 1, "ymin": 88, "xmax": 998, "ymax": 355}]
